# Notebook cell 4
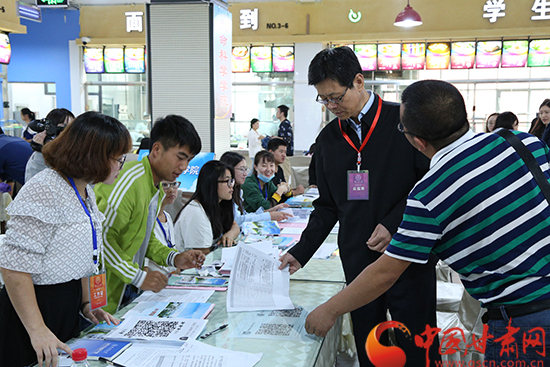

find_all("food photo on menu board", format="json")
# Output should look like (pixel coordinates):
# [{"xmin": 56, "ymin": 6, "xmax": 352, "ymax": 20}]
[
  {"xmin": 104, "ymin": 48, "xmax": 124, "ymax": 73},
  {"xmin": 528, "ymin": 39, "xmax": 550, "ymax": 67},
  {"xmin": 426, "ymin": 43, "xmax": 450, "ymax": 70},
  {"xmin": 0, "ymin": 33, "xmax": 11, "ymax": 64},
  {"xmin": 84, "ymin": 47, "xmax": 104, "ymax": 73},
  {"xmin": 124, "ymin": 47, "xmax": 145, "ymax": 73},
  {"xmin": 250, "ymin": 46, "xmax": 272, "ymax": 72},
  {"xmin": 476, "ymin": 41, "xmax": 502, "ymax": 68},
  {"xmin": 501, "ymin": 40, "xmax": 528, "ymax": 68},
  {"xmin": 377, "ymin": 44, "xmax": 401, "ymax": 71},
  {"xmin": 450, "ymin": 42, "xmax": 475, "ymax": 69},
  {"xmin": 273, "ymin": 46, "xmax": 294, "ymax": 72},
  {"xmin": 232, "ymin": 46, "xmax": 250, "ymax": 73},
  {"xmin": 354, "ymin": 44, "xmax": 377, "ymax": 71},
  {"xmin": 401, "ymin": 43, "xmax": 425, "ymax": 70}
]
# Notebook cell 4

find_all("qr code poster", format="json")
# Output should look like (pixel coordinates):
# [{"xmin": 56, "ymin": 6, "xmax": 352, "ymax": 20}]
[
  {"xmin": 231, "ymin": 307, "xmax": 314, "ymax": 341},
  {"xmin": 105, "ymin": 316, "xmax": 207, "ymax": 343}
]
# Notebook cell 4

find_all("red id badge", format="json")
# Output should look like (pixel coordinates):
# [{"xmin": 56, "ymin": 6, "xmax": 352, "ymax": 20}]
[
  {"xmin": 348, "ymin": 170, "xmax": 369, "ymax": 200},
  {"xmin": 88, "ymin": 271, "xmax": 108, "ymax": 310}
]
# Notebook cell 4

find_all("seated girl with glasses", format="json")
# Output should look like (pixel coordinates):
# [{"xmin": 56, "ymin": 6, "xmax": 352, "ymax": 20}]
[
  {"xmin": 241, "ymin": 150, "xmax": 292, "ymax": 214},
  {"xmin": 144, "ymin": 180, "xmax": 181, "ymax": 274},
  {"xmin": 173, "ymin": 161, "xmax": 240, "ymax": 254},
  {"xmin": 220, "ymin": 151, "xmax": 292, "ymax": 227}
]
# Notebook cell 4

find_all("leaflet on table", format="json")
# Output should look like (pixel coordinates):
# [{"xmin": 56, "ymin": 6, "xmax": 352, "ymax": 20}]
[
  {"xmin": 231, "ymin": 306, "xmax": 315, "ymax": 341},
  {"xmin": 168, "ymin": 275, "xmax": 228, "ymax": 288},
  {"xmin": 134, "ymin": 288, "xmax": 215, "ymax": 303},
  {"xmin": 63, "ymin": 339, "xmax": 132, "ymax": 360},
  {"xmin": 312, "ymin": 242, "xmax": 339, "ymax": 259},
  {"xmin": 83, "ymin": 320, "xmax": 121, "ymax": 339},
  {"xmin": 242, "ymin": 234, "xmax": 295, "ymax": 249},
  {"xmin": 123, "ymin": 301, "xmax": 215, "ymax": 319},
  {"xmin": 242, "ymin": 220, "xmax": 281, "ymax": 235},
  {"xmin": 113, "ymin": 340, "xmax": 262, "ymax": 367},
  {"xmin": 220, "ymin": 240, "xmax": 278, "ymax": 275},
  {"xmin": 226, "ymin": 243, "xmax": 294, "ymax": 312},
  {"xmin": 284, "ymin": 195, "xmax": 314, "ymax": 208},
  {"xmin": 105, "ymin": 315, "xmax": 207, "ymax": 343}
]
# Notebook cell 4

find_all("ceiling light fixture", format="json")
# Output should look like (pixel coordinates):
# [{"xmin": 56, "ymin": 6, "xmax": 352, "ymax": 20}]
[{"xmin": 394, "ymin": 0, "xmax": 423, "ymax": 28}]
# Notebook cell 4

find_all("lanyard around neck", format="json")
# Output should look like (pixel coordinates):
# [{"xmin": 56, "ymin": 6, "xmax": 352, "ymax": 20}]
[
  {"xmin": 67, "ymin": 177, "xmax": 98, "ymax": 267},
  {"xmin": 338, "ymin": 95, "xmax": 383, "ymax": 171},
  {"xmin": 256, "ymin": 176, "xmax": 268, "ymax": 200},
  {"xmin": 156, "ymin": 213, "xmax": 174, "ymax": 248}
]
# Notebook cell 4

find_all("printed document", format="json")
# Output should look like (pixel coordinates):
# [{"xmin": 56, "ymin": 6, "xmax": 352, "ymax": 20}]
[
  {"xmin": 226, "ymin": 244, "xmax": 294, "ymax": 312},
  {"xmin": 134, "ymin": 288, "xmax": 214, "ymax": 303}
]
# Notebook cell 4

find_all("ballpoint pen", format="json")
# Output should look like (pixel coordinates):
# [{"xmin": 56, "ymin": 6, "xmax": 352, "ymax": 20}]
[
  {"xmin": 98, "ymin": 357, "xmax": 126, "ymax": 367},
  {"xmin": 200, "ymin": 323, "xmax": 229, "ymax": 339}
]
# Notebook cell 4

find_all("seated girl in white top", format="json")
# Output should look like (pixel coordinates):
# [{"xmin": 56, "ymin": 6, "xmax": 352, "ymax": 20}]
[
  {"xmin": 219, "ymin": 151, "xmax": 292, "ymax": 227},
  {"xmin": 144, "ymin": 180, "xmax": 180, "ymax": 274},
  {"xmin": 174, "ymin": 161, "xmax": 240, "ymax": 254}
]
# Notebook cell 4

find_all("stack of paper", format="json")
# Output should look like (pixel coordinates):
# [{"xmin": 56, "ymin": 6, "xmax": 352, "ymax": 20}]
[
  {"xmin": 167, "ymin": 275, "xmax": 228, "ymax": 291},
  {"xmin": 123, "ymin": 301, "xmax": 215, "ymax": 319},
  {"xmin": 242, "ymin": 221, "xmax": 281, "ymax": 236}
]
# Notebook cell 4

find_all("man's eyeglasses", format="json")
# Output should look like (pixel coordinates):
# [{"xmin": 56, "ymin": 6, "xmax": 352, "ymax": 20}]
[
  {"xmin": 218, "ymin": 178, "xmax": 235, "ymax": 187},
  {"xmin": 113, "ymin": 155, "xmax": 126, "ymax": 170},
  {"xmin": 316, "ymin": 86, "xmax": 350, "ymax": 106},
  {"xmin": 161, "ymin": 181, "xmax": 181, "ymax": 190},
  {"xmin": 397, "ymin": 122, "xmax": 427, "ymax": 140}
]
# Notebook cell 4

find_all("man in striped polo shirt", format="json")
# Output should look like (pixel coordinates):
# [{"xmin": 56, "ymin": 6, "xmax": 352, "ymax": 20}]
[{"xmin": 304, "ymin": 80, "xmax": 550, "ymax": 364}]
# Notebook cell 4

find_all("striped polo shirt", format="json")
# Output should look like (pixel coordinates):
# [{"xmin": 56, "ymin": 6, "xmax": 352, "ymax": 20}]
[{"xmin": 386, "ymin": 129, "xmax": 550, "ymax": 306}]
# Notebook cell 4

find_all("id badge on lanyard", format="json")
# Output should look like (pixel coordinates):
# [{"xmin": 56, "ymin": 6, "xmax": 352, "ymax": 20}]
[
  {"xmin": 339, "ymin": 96, "xmax": 382, "ymax": 201},
  {"xmin": 68, "ymin": 177, "xmax": 108, "ymax": 310}
]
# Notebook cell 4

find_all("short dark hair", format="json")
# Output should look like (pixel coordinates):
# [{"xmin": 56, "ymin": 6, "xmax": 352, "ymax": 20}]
[
  {"xmin": 176, "ymin": 160, "xmax": 234, "ymax": 239},
  {"xmin": 220, "ymin": 151, "xmax": 246, "ymax": 215},
  {"xmin": 401, "ymin": 80, "xmax": 469, "ymax": 150},
  {"xmin": 277, "ymin": 105, "xmax": 289, "ymax": 118},
  {"xmin": 267, "ymin": 137, "xmax": 287, "ymax": 152},
  {"xmin": 495, "ymin": 112, "xmax": 518, "ymax": 130},
  {"xmin": 150, "ymin": 115, "xmax": 201, "ymax": 155},
  {"xmin": 253, "ymin": 150, "xmax": 275, "ymax": 175},
  {"xmin": 308, "ymin": 47, "xmax": 362, "ymax": 87},
  {"xmin": 42, "ymin": 111, "xmax": 132, "ymax": 183},
  {"xmin": 46, "ymin": 108, "xmax": 75, "ymax": 126},
  {"xmin": 250, "ymin": 118, "xmax": 259, "ymax": 129}
]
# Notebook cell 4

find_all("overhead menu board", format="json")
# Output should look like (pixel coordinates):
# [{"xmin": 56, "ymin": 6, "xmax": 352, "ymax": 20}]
[
  {"xmin": 377, "ymin": 44, "xmax": 401, "ymax": 71},
  {"xmin": 354, "ymin": 44, "xmax": 377, "ymax": 71},
  {"xmin": 124, "ymin": 48, "xmax": 145, "ymax": 73},
  {"xmin": 273, "ymin": 47, "xmax": 294, "ymax": 72},
  {"xmin": 84, "ymin": 47, "xmax": 104, "ymax": 74},
  {"xmin": 476, "ymin": 41, "xmax": 502, "ymax": 68},
  {"xmin": 451, "ymin": 42, "xmax": 475, "ymax": 69},
  {"xmin": 232, "ymin": 46, "xmax": 250, "ymax": 73},
  {"xmin": 401, "ymin": 43, "xmax": 425, "ymax": 70},
  {"xmin": 250, "ymin": 46, "xmax": 272, "ymax": 72},
  {"xmin": 104, "ymin": 48, "xmax": 124, "ymax": 73},
  {"xmin": 528, "ymin": 39, "xmax": 550, "ymax": 67},
  {"xmin": 426, "ymin": 43, "xmax": 450, "ymax": 70},
  {"xmin": 501, "ymin": 40, "xmax": 529, "ymax": 68}
]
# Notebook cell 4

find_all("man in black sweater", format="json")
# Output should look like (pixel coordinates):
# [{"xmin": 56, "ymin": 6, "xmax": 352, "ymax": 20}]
[{"xmin": 279, "ymin": 47, "xmax": 439, "ymax": 366}]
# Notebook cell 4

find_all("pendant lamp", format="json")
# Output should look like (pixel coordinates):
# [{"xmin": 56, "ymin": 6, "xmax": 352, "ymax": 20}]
[{"xmin": 394, "ymin": 0, "xmax": 423, "ymax": 27}]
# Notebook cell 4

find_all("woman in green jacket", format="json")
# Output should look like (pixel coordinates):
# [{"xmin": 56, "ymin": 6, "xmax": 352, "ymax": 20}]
[{"xmin": 242, "ymin": 150, "xmax": 291, "ymax": 213}]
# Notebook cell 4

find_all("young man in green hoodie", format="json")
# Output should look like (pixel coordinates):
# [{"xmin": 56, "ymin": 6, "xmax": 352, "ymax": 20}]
[{"xmin": 95, "ymin": 115, "xmax": 204, "ymax": 313}]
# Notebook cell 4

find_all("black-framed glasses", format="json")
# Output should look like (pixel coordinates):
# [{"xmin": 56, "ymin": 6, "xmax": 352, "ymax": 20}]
[
  {"xmin": 316, "ymin": 86, "xmax": 350, "ymax": 106},
  {"xmin": 218, "ymin": 178, "xmax": 235, "ymax": 187},
  {"xmin": 161, "ymin": 181, "xmax": 181, "ymax": 190},
  {"xmin": 113, "ymin": 155, "xmax": 126, "ymax": 170},
  {"xmin": 397, "ymin": 122, "xmax": 428, "ymax": 140}
]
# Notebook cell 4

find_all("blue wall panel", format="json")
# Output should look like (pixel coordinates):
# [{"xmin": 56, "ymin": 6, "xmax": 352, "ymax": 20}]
[{"xmin": 8, "ymin": 8, "xmax": 80, "ymax": 110}]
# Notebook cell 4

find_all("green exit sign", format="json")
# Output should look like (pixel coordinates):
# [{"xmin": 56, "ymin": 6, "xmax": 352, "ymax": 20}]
[{"xmin": 36, "ymin": 0, "xmax": 69, "ymax": 7}]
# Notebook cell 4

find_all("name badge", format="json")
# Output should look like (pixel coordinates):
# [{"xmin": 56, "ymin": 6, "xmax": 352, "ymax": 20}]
[
  {"xmin": 348, "ymin": 170, "xmax": 369, "ymax": 200},
  {"xmin": 88, "ymin": 271, "xmax": 108, "ymax": 310}
]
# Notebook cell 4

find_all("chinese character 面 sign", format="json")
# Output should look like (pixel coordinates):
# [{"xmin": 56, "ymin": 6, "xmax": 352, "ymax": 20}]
[
  {"xmin": 125, "ymin": 11, "xmax": 144, "ymax": 32},
  {"xmin": 214, "ymin": 4, "xmax": 232, "ymax": 120},
  {"xmin": 240, "ymin": 8, "xmax": 258, "ymax": 31},
  {"xmin": 483, "ymin": 0, "xmax": 506, "ymax": 23}
]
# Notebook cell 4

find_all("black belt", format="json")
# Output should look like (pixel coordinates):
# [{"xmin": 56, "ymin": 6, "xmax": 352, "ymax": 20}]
[{"xmin": 484, "ymin": 298, "xmax": 550, "ymax": 321}]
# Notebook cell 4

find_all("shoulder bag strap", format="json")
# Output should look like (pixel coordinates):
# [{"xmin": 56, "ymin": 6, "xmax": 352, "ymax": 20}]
[{"xmin": 495, "ymin": 128, "xmax": 550, "ymax": 205}]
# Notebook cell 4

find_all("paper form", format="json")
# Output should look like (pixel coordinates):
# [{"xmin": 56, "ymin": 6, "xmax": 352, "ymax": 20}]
[
  {"xmin": 134, "ymin": 288, "xmax": 214, "ymax": 303},
  {"xmin": 226, "ymin": 244, "xmax": 294, "ymax": 312}
]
